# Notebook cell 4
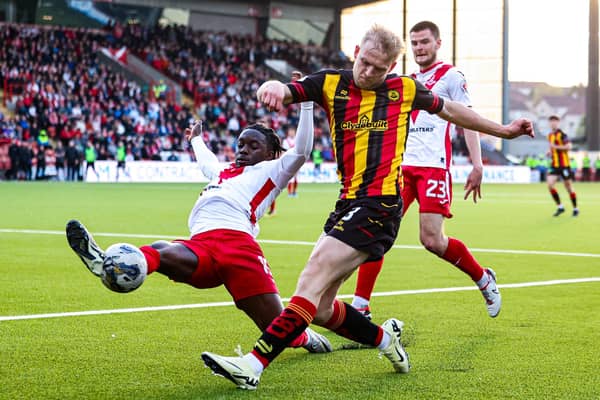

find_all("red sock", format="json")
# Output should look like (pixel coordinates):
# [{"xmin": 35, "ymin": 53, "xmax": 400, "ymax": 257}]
[
  {"xmin": 441, "ymin": 237, "xmax": 484, "ymax": 281},
  {"xmin": 550, "ymin": 188, "xmax": 561, "ymax": 205},
  {"xmin": 269, "ymin": 200, "xmax": 276, "ymax": 213},
  {"xmin": 569, "ymin": 191, "xmax": 577, "ymax": 207},
  {"xmin": 354, "ymin": 259, "xmax": 383, "ymax": 300},
  {"xmin": 292, "ymin": 180, "xmax": 298, "ymax": 194},
  {"xmin": 139, "ymin": 245, "xmax": 160, "ymax": 274},
  {"xmin": 287, "ymin": 182, "xmax": 293, "ymax": 194}
]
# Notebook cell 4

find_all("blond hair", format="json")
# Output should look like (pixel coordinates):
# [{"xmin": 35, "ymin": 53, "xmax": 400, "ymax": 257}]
[{"xmin": 360, "ymin": 24, "xmax": 405, "ymax": 62}]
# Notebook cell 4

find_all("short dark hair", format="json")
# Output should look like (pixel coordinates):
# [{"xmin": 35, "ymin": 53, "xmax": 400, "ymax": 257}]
[
  {"xmin": 548, "ymin": 115, "xmax": 560, "ymax": 121},
  {"xmin": 244, "ymin": 123, "xmax": 286, "ymax": 157},
  {"xmin": 410, "ymin": 21, "xmax": 440, "ymax": 39}
]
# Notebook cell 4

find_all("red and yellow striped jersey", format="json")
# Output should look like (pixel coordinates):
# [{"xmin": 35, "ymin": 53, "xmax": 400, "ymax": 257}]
[
  {"xmin": 287, "ymin": 69, "xmax": 443, "ymax": 199},
  {"xmin": 548, "ymin": 129, "xmax": 570, "ymax": 168}
]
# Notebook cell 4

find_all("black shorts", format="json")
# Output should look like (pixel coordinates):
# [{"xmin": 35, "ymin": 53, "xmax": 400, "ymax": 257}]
[
  {"xmin": 323, "ymin": 196, "xmax": 403, "ymax": 261},
  {"xmin": 117, "ymin": 161, "xmax": 126, "ymax": 168},
  {"xmin": 549, "ymin": 167, "xmax": 574, "ymax": 180}
]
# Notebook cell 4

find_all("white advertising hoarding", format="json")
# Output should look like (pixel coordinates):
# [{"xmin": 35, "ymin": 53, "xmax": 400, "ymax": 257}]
[{"xmin": 88, "ymin": 161, "xmax": 531, "ymax": 184}]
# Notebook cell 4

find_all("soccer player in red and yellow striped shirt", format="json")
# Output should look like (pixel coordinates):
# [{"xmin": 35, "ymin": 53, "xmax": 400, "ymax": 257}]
[
  {"xmin": 202, "ymin": 24, "xmax": 535, "ymax": 390},
  {"xmin": 547, "ymin": 115, "xmax": 579, "ymax": 216}
]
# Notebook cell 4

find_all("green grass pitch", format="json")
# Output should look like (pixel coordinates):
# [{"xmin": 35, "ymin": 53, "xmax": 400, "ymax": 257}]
[{"xmin": 1, "ymin": 182, "xmax": 599, "ymax": 399}]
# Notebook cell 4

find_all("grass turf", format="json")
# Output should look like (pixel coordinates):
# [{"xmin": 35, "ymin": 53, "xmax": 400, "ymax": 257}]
[{"xmin": 1, "ymin": 182, "xmax": 599, "ymax": 399}]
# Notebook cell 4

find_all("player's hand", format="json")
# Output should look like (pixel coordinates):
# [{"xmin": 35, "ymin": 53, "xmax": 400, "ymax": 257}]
[
  {"xmin": 257, "ymin": 81, "xmax": 286, "ymax": 111},
  {"xmin": 505, "ymin": 118, "xmax": 535, "ymax": 139},
  {"xmin": 464, "ymin": 166, "xmax": 483, "ymax": 203},
  {"xmin": 185, "ymin": 120, "xmax": 203, "ymax": 142},
  {"xmin": 291, "ymin": 70, "xmax": 302, "ymax": 82}
]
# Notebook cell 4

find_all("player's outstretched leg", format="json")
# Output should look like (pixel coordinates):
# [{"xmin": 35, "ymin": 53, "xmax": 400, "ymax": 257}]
[
  {"xmin": 66, "ymin": 219, "xmax": 105, "ymax": 276},
  {"xmin": 479, "ymin": 268, "xmax": 501, "ymax": 318},
  {"xmin": 379, "ymin": 318, "xmax": 411, "ymax": 373}
]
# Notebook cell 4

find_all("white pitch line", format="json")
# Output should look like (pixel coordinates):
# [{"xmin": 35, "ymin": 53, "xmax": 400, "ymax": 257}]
[
  {"xmin": 1, "ymin": 228, "xmax": 599, "ymax": 258},
  {"xmin": 1, "ymin": 277, "xmax": 599, "ymax": 322}
]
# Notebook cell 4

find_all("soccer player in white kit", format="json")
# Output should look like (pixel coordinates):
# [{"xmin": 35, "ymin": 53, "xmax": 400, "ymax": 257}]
[
  {"xmin": 66, "ymin": 98, "xmax": 332, "ymax": 353},
  {"xmin": 283, "ymin": 126, "xmax": 299, "ymax": 197},
  {"xmin": 352, "ymin": 21, "xmax": 501, "ymax": 318}
]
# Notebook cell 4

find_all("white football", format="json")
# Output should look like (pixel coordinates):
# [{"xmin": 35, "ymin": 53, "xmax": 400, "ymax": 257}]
[{"xmin": 101, "ymin": 243, "xmax": 147, "ymax": 293}]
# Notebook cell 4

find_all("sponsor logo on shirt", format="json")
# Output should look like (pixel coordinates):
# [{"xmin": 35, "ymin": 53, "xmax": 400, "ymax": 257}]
[
  {"xmin": 388, "ymin": 90, "xmax": 400, "ymax": 101},
  {"xmin": 340, "ymin": 115, "xmax": 388, "ymax": 131},
  {"xmin": 409, "ymin": 127, "xmax": 435, "ymax": 133}
]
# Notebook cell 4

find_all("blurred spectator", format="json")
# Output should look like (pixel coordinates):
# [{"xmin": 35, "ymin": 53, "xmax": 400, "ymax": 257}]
[
  {"xmin": 35, "ymin": 144, "xmax": 46, "ymax": 180},
  {"xmin": 54, "ymin": 140, "xmax": 65, "ymax": 181},
  {"xmin": 581, "ymin": 152, "xmax": 591, "ymax": 182},
  {"xmin": 85, "ymin": 140, "xmax": 100, "ymax": 180},
  {"xmin": 18, "ymin": 141, "xmax": 33, "ymax": 180},
  {"xmin": 65, "ymin": 140, "xmax": 80, "ymax": 181}
]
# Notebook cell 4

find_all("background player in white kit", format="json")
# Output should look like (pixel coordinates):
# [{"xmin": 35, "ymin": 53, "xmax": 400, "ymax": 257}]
[
  {"xmin": 284, "ymin": 71, "xmax": 303, "ymax": 198},
  {"xmin": 352, "ymin": 20, "xmax": 501, "ymax": 318},
  {"xmin": 66, "ymin": 97, "xmax": 332, "ymax": 353},
  {"xmin": 283, "ymin": 126, "xmax": 299, "ymax": 197}
]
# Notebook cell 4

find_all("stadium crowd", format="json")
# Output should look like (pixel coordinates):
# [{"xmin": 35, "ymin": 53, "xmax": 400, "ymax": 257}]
[
  {"xmin": 2, "ymin": 22, "xmax": 575, "ymax": 182},
  {"xmin": 0, "ymin": 22, "xmax": 339, "ymax": 180}
]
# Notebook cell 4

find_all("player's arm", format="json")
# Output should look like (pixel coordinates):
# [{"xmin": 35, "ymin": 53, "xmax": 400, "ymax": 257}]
[
  {"xmin": 186, "ymin": 121, "xmax": 221, "ymax": 179},
  {"xmin": 257, "ymin": 80, "xmax": 293, "ymax": 111},
  {"xmin": 445, "ymin": 69, "xmax": 484, "ymax": 202},
  {"xmin": 413, "ymin": 79, "xmax": 533, "ymax": 139},
  {"xmin": 438, "ymin": 100, "xmax": 534, "ymax": 139},
  {"xmin": 463, "ymin": 128, "xmax": 483, "ymax": 203},
  {"xmin": 274, "ymin": 102, "xmax": 314, "ymax": 188},
  {"xmin": 257, "ymin": 70, "xmax": 325, "ymax": 111}
]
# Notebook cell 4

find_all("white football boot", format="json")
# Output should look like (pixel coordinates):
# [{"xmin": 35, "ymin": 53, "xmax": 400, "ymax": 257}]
[
  {"xmin": 480, "ymin": 268, "xmax": 502, "ymax": 318},
  {"xmin": 201, "ymin": 352, "xmax": 261, "ymax": 390},
  {"xmin": 302, "ymin": 328, "xmax": 333, "ymax": 353},
  {"xmin": 380, "ymin": 318, "xmax": 411, "ymax": 373},
  {"xmin": 66, "ymin": 220, "xmax": 105, "ymax": 277}
]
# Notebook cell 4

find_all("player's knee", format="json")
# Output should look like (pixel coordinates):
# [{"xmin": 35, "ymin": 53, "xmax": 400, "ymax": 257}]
[{"xmin": 420, "ymin": 234, "xmax": 444, "ymax": 255}]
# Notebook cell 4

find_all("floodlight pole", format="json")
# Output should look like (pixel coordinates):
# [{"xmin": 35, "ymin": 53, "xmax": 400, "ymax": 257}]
[
  {"xmin": 452, "ymin": 0, "xmax": 457, "ymax": 66},
  {"xmin": 502, "ymin": 0, "xmax": 509, "ymax": 125},
  {"xmin": 587, "ymin": 0, "xmax": 600, "ymax": 150},
  {"xmin": 402, "ymin": 0, "xmax": 407, "ymax": 75}
]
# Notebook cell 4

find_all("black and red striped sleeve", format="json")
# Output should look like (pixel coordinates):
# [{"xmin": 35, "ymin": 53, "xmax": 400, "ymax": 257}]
[
  {"xmin": 286, "ymin": 70, "xmax": 329, "ymax": 106},
  {"xmin": 412, "ymin": 78, "xmax": 444, "ymax": 114}
]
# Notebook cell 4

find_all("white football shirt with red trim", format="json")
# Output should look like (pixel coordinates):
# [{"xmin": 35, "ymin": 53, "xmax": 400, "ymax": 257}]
[
  {"xmin": 188, "ymin": 156, "xmax": 295, "ymax": 238},
  {"xmin": 403, "ymin": 61, "xmax": 471, "ymax": 169}
]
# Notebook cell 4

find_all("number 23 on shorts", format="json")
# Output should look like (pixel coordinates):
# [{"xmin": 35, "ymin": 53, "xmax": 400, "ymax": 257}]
[{"xmin": 425, "ymin": 179, "xmax": 447, "ymax": 199}]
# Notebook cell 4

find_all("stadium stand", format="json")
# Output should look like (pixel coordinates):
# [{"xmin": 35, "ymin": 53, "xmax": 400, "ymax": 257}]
[{"xmin": 0, "ymin": 22, "xmax": 339, "ymax": 180}]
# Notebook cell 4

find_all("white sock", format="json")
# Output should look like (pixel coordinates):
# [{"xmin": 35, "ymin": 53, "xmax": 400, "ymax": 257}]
[
  {"xmin": 351, "ymin": 295, "xmax": 370, "ymax": 309},
  {"xmin": 377, "ymin": 331, "xmax": 391, "ymax": 350},
  {"xmin": 476, "ymin": 271, "xmax": 490, "ymax": 289},
  {"xmin": 243, "ymin": 353, "xmax": 264, "ymax": 374}
]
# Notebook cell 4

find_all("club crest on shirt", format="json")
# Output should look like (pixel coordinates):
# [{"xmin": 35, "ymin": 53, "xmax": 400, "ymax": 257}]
[
  {"xmin": 388, "ymin": 90, "xmax": 400, "ymax": 101},
  {"xmin": 334, "ymin": 89, "xmax": 350, "ymax": 100}
]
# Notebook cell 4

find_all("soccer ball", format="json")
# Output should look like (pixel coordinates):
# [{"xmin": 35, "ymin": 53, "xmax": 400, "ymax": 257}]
[{"xmin": 101, "ymin": 243, "xmax": 147, "ymax": 293}]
